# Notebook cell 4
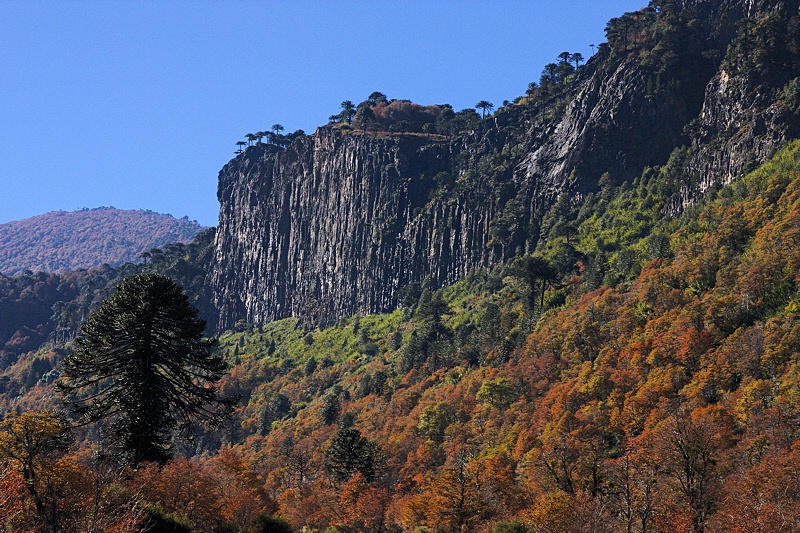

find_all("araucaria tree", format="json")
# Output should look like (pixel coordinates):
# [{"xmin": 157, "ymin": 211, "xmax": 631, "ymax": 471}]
[
  {"xmin": 475, "ymin": 100, "xmax": 494, "ymax": 119},
  {"xmin": 58, "ymin": 273, "xmax": 233, "ymax": 466}
]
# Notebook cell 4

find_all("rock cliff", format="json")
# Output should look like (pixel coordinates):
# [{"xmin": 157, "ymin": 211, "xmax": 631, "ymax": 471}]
[
  {"xmin": 209, "ymin": 130, "xmax": 505, "ymax": 330},
  {"xmin": 208, "ymin": 0, "xmax": 800, "ymax": 331},
  {"xmin": 674, "ymin": 0, "xmax": 800, "ymax": 209}
]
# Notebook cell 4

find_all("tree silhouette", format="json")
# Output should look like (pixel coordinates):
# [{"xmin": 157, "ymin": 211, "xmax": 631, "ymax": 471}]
[
  {"xmin": 556, "ymin": 54, "xmax": 575, "ymax": 84},
  {"xmin": 475, "ymin": 100, "xmax": 494, "ymax": 119},
  {"xmin": 58, "ymin": 273, "xmax": 234, "ymax": 466},
  {"xmin": 271, "ymin": 124, "xmax": 284, "ymax": 136},
  {"xmin": 245, "ymin": 133, "xmax": 257, "ymax": 146},
  {"xmin": 341, "ymin": 100, "xmax": 356, "ymax": 124},
  {"xmin": 542, "ymin": 63, "xmax": 559, "ymax": 85},
  {"xmin": 571, "ymin": 52, "xmax": 584, "ymax": 69},
  {"xmin": 235, "ymin": 141, "xmax": 246, "ymax": 154},
  {"xmin": 320, "ymin": 394, "xmax": 341, "ymax": 425},
  {"xmin": 355, "ymin": 102, "xmax": 375, "ymax": 133},
  {"xmin": 367, "ymin": 91, "xmax": 388, "ymax": 105},
  {"xmin": 509, "ymin": 255, "xmax": 558, "ymax": 309}
]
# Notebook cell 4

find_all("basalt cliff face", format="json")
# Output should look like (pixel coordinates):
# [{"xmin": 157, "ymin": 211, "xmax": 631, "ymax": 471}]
[
  {"xmin": 674, "ymin": 0, "xmax": 800, "ymax": 209},
  {"xmin": 209, "ymin": 131, "xmax": 502, "ymax": 330},
  {"xmin": 208, "ymin": 0, "xmax": 800, "ymax": 331}
]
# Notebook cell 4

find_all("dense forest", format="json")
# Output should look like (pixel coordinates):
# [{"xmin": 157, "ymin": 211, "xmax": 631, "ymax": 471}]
[
  {"xmin": 2, "ymin": 1, "xmax": 800, "ymax": 532},
  {"xmin": 4, "ymin": 141, "xmax": 800, "ymax": 532},
  {"xmin": 0, "ymin": 207, "xmax": 203, "ymax": 275},
  {"xmin": 0, "ymin": 228, "xmax": 215, "ymax": 377}
]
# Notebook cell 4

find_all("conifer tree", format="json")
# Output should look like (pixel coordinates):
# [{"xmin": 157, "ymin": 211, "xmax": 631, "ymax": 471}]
[
  {"xmin": 58, "ymin": 273, "xmax": 234, "ymax": 466},
  {"xmin": 475, "ymin": 100, "xmax": 494, "ymax": 119}
]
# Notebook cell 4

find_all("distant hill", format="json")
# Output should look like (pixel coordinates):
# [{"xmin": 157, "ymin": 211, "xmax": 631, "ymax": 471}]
[{"xmin": 0, "ymin": 207, "xmax": 206, "ymax": 275}]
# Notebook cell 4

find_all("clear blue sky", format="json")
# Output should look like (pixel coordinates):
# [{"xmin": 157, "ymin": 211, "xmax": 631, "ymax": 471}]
[{"xmin": 1, "ymin": 1, "xmax": 645, "ymax": 227}]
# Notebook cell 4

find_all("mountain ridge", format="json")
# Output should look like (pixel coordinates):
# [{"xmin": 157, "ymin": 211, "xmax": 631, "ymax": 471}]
[
  {"xmin": 2, "ymin": 1, "xmax": 800, "ymax": 531},
  {"xmin": 0, "ymin": 207, "xmax": 204, "ymax": 276}
]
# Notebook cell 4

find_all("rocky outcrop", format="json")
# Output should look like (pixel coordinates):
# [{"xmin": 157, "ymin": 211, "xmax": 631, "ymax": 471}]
[
  {"xmin": 209, "ymin": 130, "xmax": 509, "ymax": 330},
  {"xmin": 208, "ymin": 0, "xmax": 800, "ymax": 330},
  {"xmin": 662, "ymin": 0, "xmax": 800, "ymax": 211}
]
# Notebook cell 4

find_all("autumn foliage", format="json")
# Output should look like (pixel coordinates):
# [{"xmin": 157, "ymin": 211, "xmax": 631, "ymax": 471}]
[{"xmin": 4, "ymin": 144, "xmax": 800, "ymax": 531}]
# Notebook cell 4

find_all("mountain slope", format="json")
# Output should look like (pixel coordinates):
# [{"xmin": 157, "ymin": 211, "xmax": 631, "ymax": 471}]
[
  {"xmin": 2, "ymin": 2, "xmax": 800, "ymax": 530},
  {"xmin": 208, "ymin": 0, "xmax": 800, "ymax": 332},
  {"xmin": 0, "ymin": 228, "xmax": 216, "ymax": 368},
  {"xmin": 0, "ymin": 207, "xmax": 204, "ymax": 275},
  {"xmin": 3, "ymin": 140, "xmax": 799, "ymax": 533},
  {"xmin": 204, "ymin": 142, "xmax": 800, "ymax": 532}
]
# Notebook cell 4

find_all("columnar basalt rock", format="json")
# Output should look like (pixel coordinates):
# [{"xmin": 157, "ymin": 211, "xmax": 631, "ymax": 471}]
[
  {"xmin": 208, "ymin": 0, "xmax": 800, "ymax": 331},
  {"xmin": 208, "ymin": 130, "xmax": 508, "ymax": 330}
]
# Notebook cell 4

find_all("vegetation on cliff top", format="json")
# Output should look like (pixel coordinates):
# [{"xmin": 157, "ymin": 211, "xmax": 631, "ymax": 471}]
[{"xmin": 4, "ymin": 1, "xmax": 800, "ymax": 530}]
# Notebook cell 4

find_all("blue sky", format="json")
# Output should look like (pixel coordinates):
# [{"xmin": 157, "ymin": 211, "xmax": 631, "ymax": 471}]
[{"xmin": 1, "ymin": 1, "xmax": 645, "ymax": 227}]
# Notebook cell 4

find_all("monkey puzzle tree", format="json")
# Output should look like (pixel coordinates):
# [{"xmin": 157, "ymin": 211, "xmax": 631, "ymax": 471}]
[
  {"xmin": 324, "ymin": 428, "xmax": 379, "ymax": 484},
  {"xmin": 475, "ymin": 100, "xmax": 494, "ymax": 119},
  {"xmin": 58, "ymin": 273, "xmax": 234, "ymax": 466},
  {"xmin": 509, "ymin": 255, "xmax": 558, "ymax": 310},
  {"xmin": 340, "ymin": 100, "xmax": 356, "ymax": 124}
]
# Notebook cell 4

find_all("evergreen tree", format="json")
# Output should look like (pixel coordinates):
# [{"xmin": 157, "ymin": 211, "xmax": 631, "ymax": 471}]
[
  {"xmin": 320, "ymin": 394, "xmax": 341, "ymax": 426},
  {"xmin": 509, "ymin": 256, "xmax": 558, "ymax": 309},
  {"xmin": 57, "ymin": 273, "xmax": 233, "ymax": 466},
  {"xmin": 475, "ymin": 100, "xmax": 494, "ymax": 119},
  {"xmin": 324, "ymin": 428, "xmax": 378, "ymax": 484},
  {"xmin": 340, "ymin": 100, "xmax": 356, "ymax": 124}
]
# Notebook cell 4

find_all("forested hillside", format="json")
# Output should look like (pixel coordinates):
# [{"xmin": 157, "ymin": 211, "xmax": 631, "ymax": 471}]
[
  {"xmin": 0, "ymin": 228, "xmax": 215, "ymax": 376},
  {"xmin": 3, "ymin": 144, "xmax": 799, "ymax": 532},
  {"xmin": 0, "ymin": 207, "xmax": 203, "ymax": 275},
  {"xmin": 2, "ymin": 1, "xmax": 800, "ymax": 531},
  {"xmin": 199, "ymin": 143, "xmax": 800, "ymax": 532}
]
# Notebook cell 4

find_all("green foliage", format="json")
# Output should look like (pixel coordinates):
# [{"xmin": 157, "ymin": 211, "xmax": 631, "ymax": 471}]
[
  {"xmin": 492, "ymin": 522, "xmax": 528, "ymax": 533},
  {"xmin": 252, "ymin": 513, "xmax": 293, "ymax": 533},
  {"xmin": 58, "ymin": 273, "xmax": 234, "ymax": 466},
  {"xmin": 303, "ymin": 356, "xmax": 318, "ymax": 376},
  {"xmin": 0, "ymin": 226, "xmax": 216, "ymax": 375},
  {"xmin": 7, "ymin": 145, "xmax": 800, "ymax": 532},
  {"xmin": 259, "ymin": 393, "xmax": 291, "ymax": 435},
  {"xmin": 417, "ymin": 402, "xmax": 453, "ymax": 442},
  {"xmin": 507, "ymin": 255, "xmax": 558, "ymax": 310},
  {"xmin": 476, "ymin": 377, "xmax": 518, "ymax": 409},
  {"xmin": 784, "ymin": 77, "xmax": 800, "ymax": 113},
  {"xmin": 320, "ymin": 394, "xmax": 341, "ymax": 426},
  {"xmin": 142, "ymin": 505, "xmax": 195, "ymax": 533},
  {"xmin": 324, "ymin": 428, "xmax": 379, "ymax": 484}
]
